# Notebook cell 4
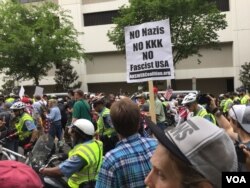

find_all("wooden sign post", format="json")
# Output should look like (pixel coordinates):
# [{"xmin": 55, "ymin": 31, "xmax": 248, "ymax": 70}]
[{"xmin": 148, "ymin": 80, "xmax": 156, "ymax": 123}]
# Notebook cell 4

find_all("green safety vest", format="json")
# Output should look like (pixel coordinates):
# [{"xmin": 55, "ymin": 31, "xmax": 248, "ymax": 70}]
[
  {"xmin": 219, "ymin": 99, "xmax": 226, "ymax": 108},
  {"xmin": 68, "ymin": 140, "xmax": 103, "ymax": 188},
  {"xmin": 196, "ymin": 109, "xmax": 216, "ymax": 125},
  {"xmin": 208, "ymin": 113, "xmax": 216, "ymax": 125},
  {"xmin": 97, "ymin": 107, "xmax": 115, "ymax": 137},
  {"xmin": 5, "ymin": 97, "xmax": 15, "ymax": 103},
  {"xmin": 223, "ymin": 98, "xmax": 233, "ymax": 113},
  {"xmin": 162, "ymin": 101, "xmax": 168, "ymax": 107},
  {"xmin": 241, "ymin": 95, "xmax": 249, "ymax": 105},
  {"xmin": 15, "ymin": 113, "xmax": 34, "ymax": 141},
  {"xmin": 196, "ymin": 108, "xmax": 208, "ymax": 118}
]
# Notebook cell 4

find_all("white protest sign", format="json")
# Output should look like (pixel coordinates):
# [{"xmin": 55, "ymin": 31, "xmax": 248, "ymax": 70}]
[
  {"xmin": 34, "ymin": 86, "xmax": 44, "ymax": 96},
  {"xmin": 19, "ymin": 85, "xmax": 25, "ymax": 99},
  {"xmin": 125, "ymin": 19, "xmax": 174, "ymax": 83}
]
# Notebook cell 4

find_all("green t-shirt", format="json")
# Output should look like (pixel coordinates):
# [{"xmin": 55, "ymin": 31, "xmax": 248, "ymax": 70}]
[{"xmin": 72, "ymin": 99, "xmax": 92, "ymax": 121}]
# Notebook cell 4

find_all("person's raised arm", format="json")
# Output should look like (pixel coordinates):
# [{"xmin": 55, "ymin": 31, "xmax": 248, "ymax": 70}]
[{"xmin": 208, "ymin": 95, "xmax": 238, "ymax": 142}]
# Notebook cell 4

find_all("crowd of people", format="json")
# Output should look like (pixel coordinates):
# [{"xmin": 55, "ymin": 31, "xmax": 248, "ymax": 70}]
[{"xmin": 0, "ymin": 87, "xmax": 249, "ymax": 187}]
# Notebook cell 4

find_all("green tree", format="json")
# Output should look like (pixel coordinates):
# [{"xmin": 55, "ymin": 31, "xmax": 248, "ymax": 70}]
[
  {"xmin": 0, "ymin": 79, "xmax": 15, "ymax": 96},
  {"xmin": 239, "ymin": 62, "xmax": 250, "ymax": 91},
  {"xmin": 108, "ymin": 0, "xmax": 227, "ymax": 64},
  {"xmin": 0, "ymin": 0, "xmax": 87, "ymax": 86},
  {"xmin": 54, "ymin": 61, "xmax": 82, "ymax": 92}
]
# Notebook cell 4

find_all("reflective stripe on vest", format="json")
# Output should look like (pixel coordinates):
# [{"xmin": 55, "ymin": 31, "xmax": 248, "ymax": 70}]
[
  {"xmin": 15, "ymin": 113, "xmax": 34, "ymax": 141},
  {"xmin": 68, "ymin": 140, "xmax": 103, "ymax": 188}
]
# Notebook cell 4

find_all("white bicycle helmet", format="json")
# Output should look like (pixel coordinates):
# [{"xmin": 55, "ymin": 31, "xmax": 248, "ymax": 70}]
[
  {"xmin": 73, "ymin": 119, "xmax": 95, "ymax": 136},
  {"xmin": 182, "ymin": 93, "xmax": 197, "ymax": 105},
  {"xmin": 10, "ymin": 101, "xmax": 26, "ymax": 110}
]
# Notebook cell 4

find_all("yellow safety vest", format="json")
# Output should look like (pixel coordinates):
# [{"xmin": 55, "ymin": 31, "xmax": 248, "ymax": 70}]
[
  {"xmin": 219, "ymin": 99, "xmax": 226, "ymax": 109},
  {"xmin": 196, "ymin": 108, "xmax": 208, "ymax": 118},
  {"xmin": 97, "ymin": 107, "xmax": 115, "ymax": 137},
  {"xmin": 5, "ymin": 97, "xmax": 15, "ymax": 103},
  {"xmin": 196, "ymin": 109, "xmax": 216, "ymax": 125},
  {"xmin": 223, "ymin": 98, "xmax": 233, "ymax": 113},
  {"xmin": 15, "ymin": 113, "xmax": 34, "ymax": 141},
  {"xmin": 162, "ymin": 101, "xmax": 168, "ymax": 107},
  {"xmin": 241, "ymin": 95, "xmax": 249, "ymax": 105},
  {"xmin": 208, "ymin": 113, "xmax": 216, "ymax": 125},
  {"xmin": 68, "ymin": 140, "xmax": 103, "ymax": 188}
]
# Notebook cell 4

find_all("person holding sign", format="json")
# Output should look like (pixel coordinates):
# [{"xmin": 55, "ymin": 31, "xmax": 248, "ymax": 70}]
[{"xmin": 125, "ymin": 19, "xmax": 174, "ymax": 131}]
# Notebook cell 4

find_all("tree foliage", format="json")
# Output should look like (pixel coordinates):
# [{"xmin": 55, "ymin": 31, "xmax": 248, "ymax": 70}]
[
  {"xmin": 0, "ymin": 0, "xmax": 87, "ymax": 85},
  {"xmin": 108, "ymin": 0, "xmax": 227, "ymax": 64},
  {"xmin": 239, "ymin": 62, "xmax": 250, "ymax": 91},
  {"xmin": 0, "ymin": 79, "xmax": 15, "ymax": 96},
  {"xmin": 54, "ymin": 61, "xmax": 82, "ymax": 92}
]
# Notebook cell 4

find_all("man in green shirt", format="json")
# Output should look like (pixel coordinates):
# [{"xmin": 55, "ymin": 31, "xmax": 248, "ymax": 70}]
[{"xmin": 72, "ymin": 89, "xmax": 92, "ymax": 123}]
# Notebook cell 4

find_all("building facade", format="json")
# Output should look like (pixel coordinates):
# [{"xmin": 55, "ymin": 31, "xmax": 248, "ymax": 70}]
[{"xmin": 10, "ymin": 0, "xmax": 250, "ymax": 95}]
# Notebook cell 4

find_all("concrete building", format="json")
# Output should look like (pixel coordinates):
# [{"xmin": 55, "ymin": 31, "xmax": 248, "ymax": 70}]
[{"xmin": 9, "ymin": 0, "xmax": 250, "ymax": 95}]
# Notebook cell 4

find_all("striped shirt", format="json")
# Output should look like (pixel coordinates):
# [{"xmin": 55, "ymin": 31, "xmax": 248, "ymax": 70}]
[{"xmin": 96, "ymin": 133, "xmax": 157, "ymax": 188}]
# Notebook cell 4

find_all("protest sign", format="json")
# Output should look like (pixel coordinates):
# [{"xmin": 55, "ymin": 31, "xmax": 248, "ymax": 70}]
[
  {"xmin": 125, "ymin": 19, "xmax": 174, "ymax": 83},
  {"xmin": 19, "ymin": 85, "xmax": 25, "ymax": 99},
  {"xmin": 34, "ymin": 86, "xmax": 44, "ymax": 96}
]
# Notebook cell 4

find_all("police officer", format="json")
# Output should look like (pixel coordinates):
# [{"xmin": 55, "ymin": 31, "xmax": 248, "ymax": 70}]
[
  {"xmin": 182, "ymin": 93, "xmax": 216, "ymax": 125},
  {"xmin": 10, "ymin": 102, "xmax": 38, "ymax": 152},
  {"xmin": 40, "ymin": 119, "xmax": 103, "ymax": 188},
  {"xmin": 222, "ymin": 93, "xmax": 233, "ymax": 116},
  {"xmin": 92, "ymin": 96, "xmax": 118, "ymax": 155},
  {"xmin": 239, "ymin": 88, "xmax": 249, "ymax": 105}
]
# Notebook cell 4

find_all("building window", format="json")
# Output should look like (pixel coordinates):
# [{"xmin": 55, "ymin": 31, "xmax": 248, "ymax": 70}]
[
  {"xmin": 83, "ymin": 10, "xmax": 119, "ymax": 26},
  {"xmin": 209, "ymin": 0, "xmax": 229, "ymax": 12}
]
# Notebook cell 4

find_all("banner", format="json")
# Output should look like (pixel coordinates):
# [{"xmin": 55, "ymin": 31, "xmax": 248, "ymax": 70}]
[{"xmin": 125, "ymin": 19, "xmax": 174, "ymax": 83}]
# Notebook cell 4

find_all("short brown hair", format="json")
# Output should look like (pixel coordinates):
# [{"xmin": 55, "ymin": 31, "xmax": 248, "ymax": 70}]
[
  {"xmin": 110, "ymin": 98, "xmax": 140, "ymax": 137},
  {"xmin": 34, "ymin": 95, "xmax": 41, "ymax": 100},
  {"xmin": 74, "ymin": 89, "xmax": 84, "ymax": 97}
]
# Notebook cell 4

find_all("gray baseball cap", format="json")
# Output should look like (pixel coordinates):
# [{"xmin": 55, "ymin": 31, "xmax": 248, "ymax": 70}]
[
  {"xmin": 229, "ymin": 105, "xmax": 250, "ymax": 133},
  {"xmin": 147, "ymin": 116, "xmax": 238, "ymax": 188}
]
